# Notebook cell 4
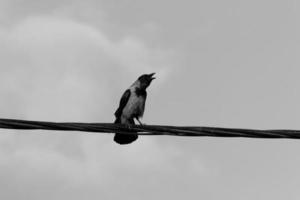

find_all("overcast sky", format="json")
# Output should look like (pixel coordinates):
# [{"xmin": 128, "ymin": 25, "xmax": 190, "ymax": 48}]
[{"xmin": 0, "ymin": 0, "xmax": 299, "ymax": 199}]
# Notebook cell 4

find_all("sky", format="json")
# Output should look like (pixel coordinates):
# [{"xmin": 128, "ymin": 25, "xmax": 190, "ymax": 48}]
[{"xmin": 0, "ymin": 0, "xmax": 299, "ymax": 199}]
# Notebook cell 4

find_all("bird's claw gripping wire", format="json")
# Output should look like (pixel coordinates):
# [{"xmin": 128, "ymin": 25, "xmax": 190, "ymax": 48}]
[{"xmin": 136, "ymin": 118, "xmax": 145, "ymax": 126}]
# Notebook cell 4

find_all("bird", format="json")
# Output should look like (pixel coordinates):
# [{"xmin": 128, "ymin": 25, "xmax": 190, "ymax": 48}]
[{"xmin": 114, "ymin": 73, "xmax": 156, "ymax": 145}]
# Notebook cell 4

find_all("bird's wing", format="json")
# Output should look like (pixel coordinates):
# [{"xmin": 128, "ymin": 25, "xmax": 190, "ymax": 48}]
[{"xmin": 114, "ymin": 89, "xmax": 131, "ymax": 119}]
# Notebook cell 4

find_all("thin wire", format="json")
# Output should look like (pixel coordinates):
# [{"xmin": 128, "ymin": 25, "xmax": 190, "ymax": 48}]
[{"xmin": 0, "ymin": 118, "xmax": 299, "ymax": 139}]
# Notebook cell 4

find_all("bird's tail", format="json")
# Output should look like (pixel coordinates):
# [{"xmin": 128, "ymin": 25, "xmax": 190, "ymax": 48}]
[{"xmin": 114, "ymin": 118, "xmax": 138, "ymax": 145}]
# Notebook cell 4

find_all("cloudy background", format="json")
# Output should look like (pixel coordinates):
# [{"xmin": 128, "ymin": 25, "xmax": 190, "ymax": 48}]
[{"xmin": 0, "ymin": 0, "xmax": 299, "ymax": 199}]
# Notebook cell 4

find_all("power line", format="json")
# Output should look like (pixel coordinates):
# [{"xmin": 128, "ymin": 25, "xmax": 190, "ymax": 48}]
[{"xmin": 0, "ymin": 118, "xmax": 299, "ymax": 139}]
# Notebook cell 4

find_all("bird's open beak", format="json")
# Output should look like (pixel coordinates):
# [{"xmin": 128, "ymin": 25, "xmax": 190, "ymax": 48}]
[{"xmin": 148, "ymin": 73, "xmax": 156, "ymax": 80}]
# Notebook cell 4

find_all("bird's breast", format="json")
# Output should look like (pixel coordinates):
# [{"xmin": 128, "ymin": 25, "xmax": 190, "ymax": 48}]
[{"xmin": 122, "ymin": 92, "xmax": 145, "ymax": 119}]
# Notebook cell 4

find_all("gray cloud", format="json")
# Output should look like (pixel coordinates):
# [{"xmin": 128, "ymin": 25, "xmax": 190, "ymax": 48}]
[
  {"xmin": 0, "ymin": 4, "xmax": 205, "ymax": 200},
  {"xmin": 0, "ymin": 0, "xmax": 299, "ymax": 200}
]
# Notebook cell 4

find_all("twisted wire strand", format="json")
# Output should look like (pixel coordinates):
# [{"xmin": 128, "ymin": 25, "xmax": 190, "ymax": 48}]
[{"xmin": 0, "ymin": 118, "xmax": 299, "ymax": 139}]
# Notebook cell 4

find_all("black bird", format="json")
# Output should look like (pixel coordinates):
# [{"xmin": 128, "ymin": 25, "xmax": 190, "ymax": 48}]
[{"xmin": 114, "ymin": 73, "xmax": 156, "ymax": 144}]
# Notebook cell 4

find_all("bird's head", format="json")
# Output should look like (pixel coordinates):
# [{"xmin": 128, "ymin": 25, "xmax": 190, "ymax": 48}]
[{"xmin": 137, "ymin": 73, "xmax": 156, "ymax": 89}]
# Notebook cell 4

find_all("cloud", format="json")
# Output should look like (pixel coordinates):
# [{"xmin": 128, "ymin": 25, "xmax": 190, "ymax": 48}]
[
  {"xmin": 0, "ymin": 15, "xmax": 205, "ymax": 200},
  {"xmin": 0, "ymin": 133, "xmax": 208, "ymax": 200},
  {"xmin": 0, "ymin": 15, "xmax": 170, "ymax": 119}
]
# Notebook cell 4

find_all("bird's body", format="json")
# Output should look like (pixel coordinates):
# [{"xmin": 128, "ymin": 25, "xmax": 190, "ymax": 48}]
[
  {"xmin": 122, "ymin": 88, "xmax": 146, "ymax": 121},
  {"xmin": 114, "ymin": 73, "xmax": 155, "ymax": 145}
]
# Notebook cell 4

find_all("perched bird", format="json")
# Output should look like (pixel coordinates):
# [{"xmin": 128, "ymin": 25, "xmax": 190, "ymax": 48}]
[{"xmin": 114, "ymin": 73, "xmax": 156, "ymax": 145}]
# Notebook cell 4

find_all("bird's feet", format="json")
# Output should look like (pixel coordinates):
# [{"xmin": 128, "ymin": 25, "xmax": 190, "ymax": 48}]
[{"xmin": 136, "ymin": 118, "xmax": 145, "ymax": 126}]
